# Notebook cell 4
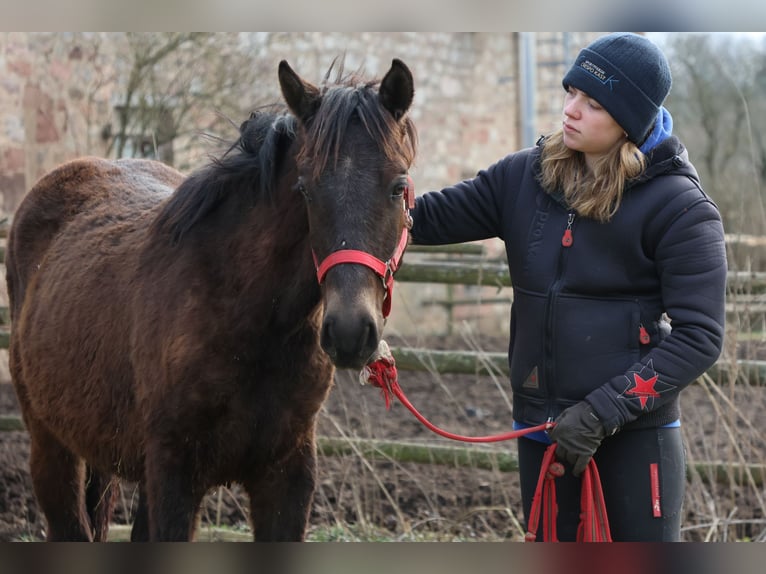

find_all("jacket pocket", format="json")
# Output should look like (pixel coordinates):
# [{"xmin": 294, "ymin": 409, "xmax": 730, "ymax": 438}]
[
  {"xmin": 551, "ymin": 294, "xmax": 641, "ymax": 401},
  {"xmin": 508, "ymin": 289, "xmax": 547, "ymax": 397}
]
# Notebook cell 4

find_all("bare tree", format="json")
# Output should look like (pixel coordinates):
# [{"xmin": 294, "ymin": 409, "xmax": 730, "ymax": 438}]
[
  {"xmin": 663, "ymin": 33, "xmax": 765, "ymax": 237},
  {"xmin": 104, "ymin": 33, "xmax": 272, "ymax": 169}
]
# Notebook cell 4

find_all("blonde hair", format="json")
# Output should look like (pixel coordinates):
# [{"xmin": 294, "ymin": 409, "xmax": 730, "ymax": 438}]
[{"xmin": 539, "ymin": 130, "xmax": 646, "ymax": 223}]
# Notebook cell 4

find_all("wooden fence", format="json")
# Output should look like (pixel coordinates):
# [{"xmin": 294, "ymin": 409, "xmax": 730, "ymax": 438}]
[
  {"xmin": 397, "ymin": 242, "xmax": 766, "ymax": 386},
  {"xmin": 0, "ymin": 234, "xmax": 765, "ymax": 485}
]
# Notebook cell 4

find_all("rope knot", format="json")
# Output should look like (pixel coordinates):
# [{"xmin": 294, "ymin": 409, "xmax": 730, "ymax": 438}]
[
  {"xmin": 359, "ymin": 340, "xmax": 399, "ymax": 409},
  {"xmin": 547, "ymin": 461, "xmax": 565, "ymax": 479}
]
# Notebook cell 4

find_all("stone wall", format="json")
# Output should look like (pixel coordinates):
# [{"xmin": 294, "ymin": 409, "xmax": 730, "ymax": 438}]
[
  {"xmin": 0, "ymin": 32, "xmax": 120, "ymax": 216},
  {"xmin": 0, "ymin": 32, "xmax": 601, "ymax": 337}
]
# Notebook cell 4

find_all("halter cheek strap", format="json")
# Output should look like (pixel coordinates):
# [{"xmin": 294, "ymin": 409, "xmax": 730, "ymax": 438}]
[{"xmin": 314, "ymin": 175, "xmax": 414, "ymax": 318}]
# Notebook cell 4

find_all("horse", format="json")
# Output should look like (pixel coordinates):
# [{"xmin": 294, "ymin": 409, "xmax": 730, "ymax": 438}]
[{"xmin": 5, "ymin": 58, "xmax": 418, "ymax": 541}]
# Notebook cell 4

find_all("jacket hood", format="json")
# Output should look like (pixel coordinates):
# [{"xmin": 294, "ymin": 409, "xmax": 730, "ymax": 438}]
[{"xmin": 629, "ymin": 135, "xmax": 699, "ymax": 188}]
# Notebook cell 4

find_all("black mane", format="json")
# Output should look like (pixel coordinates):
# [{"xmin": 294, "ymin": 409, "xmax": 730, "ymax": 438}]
[
  {"xmin": 151, "ymin": 63, "xmax": 417, "ymax": 245},
  {"xmin": 151, "ymin": 107, "xmax": 297, "ymax": 243}
]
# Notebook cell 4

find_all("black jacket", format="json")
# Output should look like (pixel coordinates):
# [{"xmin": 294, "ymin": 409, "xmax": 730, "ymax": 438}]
[{"xmin": 411, "ymin": 136, "xmax": 727, "ymax": 434}]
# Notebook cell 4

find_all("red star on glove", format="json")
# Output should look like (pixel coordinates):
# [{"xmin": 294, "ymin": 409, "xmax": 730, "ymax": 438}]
[{"xmin": 626, "ymin": 373, "xmax": 661, "ymax": 409}]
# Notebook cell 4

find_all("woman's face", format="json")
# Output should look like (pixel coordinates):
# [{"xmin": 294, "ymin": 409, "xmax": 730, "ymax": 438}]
[{"xmin": 562, "ymin": 86, "xmax": 625, "ymax": 169}]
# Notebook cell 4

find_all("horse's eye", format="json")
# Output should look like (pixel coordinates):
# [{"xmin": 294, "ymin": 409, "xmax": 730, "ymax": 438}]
[{"xmin": 392, "ymin": 178, "xmax": 408, "ymax": 199}]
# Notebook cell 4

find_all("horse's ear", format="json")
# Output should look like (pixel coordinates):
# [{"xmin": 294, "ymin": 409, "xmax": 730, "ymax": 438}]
[
  {"xmin": 278, "ymin": 60, "xmax": 321, "ymax": 123},
  {"xmin": 379, "ymin": 59, "xmax": 414, "ymax": 121}
]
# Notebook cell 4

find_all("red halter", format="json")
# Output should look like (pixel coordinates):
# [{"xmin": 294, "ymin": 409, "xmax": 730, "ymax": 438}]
[{"xmin": 314, "ymin": 175, "xmax": 414, "ymax": 318}]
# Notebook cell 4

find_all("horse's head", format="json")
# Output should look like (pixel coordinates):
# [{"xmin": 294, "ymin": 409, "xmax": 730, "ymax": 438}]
[{"xmin": 279, "ymin": 59, "xmax": 417, "ymax": 369}]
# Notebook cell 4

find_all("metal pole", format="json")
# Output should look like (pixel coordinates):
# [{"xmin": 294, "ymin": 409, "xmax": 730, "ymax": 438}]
[{"xmin": 518, "ymin": 32, "xmax": 537, "ymax": 148}]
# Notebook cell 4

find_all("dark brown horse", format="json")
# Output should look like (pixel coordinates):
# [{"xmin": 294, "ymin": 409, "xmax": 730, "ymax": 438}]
[{"xmin": 5, "ymin": 59, "xmax": 417, "ymax": 541}]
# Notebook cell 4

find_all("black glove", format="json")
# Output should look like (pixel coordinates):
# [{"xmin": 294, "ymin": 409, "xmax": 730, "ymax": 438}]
[{"xmin": 547, "ymin": 401, "xmax": 607, "ymax": 477}]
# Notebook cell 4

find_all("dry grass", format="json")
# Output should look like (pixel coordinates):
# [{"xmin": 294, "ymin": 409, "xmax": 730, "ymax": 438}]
[{"xmin": 107, "ymin": 322, "xmax": 765, "ymax": 543}]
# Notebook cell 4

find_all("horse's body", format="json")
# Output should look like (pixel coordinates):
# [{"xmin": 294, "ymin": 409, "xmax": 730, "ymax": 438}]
[{"xmin": 6, "ymin": 59, "xmax": 417, "ymax": 541}]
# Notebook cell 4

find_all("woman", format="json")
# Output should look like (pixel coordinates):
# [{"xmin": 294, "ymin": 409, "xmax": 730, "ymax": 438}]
[{"xmin": 410, "ymin": 32, "xmax": 727, "ymax": 541}]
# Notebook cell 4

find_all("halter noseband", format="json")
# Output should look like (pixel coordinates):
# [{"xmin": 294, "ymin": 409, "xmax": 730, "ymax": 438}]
[{"xmin": 314, "ymin": 175, "xmax": 414, "ymax": 318}]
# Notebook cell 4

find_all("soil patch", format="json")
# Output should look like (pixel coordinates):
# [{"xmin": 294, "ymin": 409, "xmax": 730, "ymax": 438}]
[{"xmin": 0, "ymin": 334, "xmax": 763, "ymax": 542}]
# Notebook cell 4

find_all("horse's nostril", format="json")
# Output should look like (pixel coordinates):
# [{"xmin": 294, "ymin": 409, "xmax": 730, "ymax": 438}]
[
  {"xmin": 320, "ymin": 319, "xmax": 337, "ymax": 359},
  {"xmin": 363, "ymin": 319, "xmax": 380, "ymax": 360}
]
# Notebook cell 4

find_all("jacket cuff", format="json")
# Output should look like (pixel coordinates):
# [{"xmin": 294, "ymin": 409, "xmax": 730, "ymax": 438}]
[{"xmin": 584, "ymin": 387, "xmax": 625, "ymax": 436}]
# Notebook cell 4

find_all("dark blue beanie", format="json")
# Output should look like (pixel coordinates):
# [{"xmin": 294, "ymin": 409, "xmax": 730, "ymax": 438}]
[{"xmin": 562, "ymin": 33, "xmax": 672, "ymax": 146}]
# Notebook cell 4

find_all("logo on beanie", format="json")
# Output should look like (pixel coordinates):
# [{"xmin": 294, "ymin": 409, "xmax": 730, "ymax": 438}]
[{"xmin": 578, "ymin": 59, "xmax": 619, "ymax": 90}]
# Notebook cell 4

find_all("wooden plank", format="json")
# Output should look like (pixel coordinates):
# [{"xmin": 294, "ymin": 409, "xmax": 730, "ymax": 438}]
[
  {"xmin": 388, "ymin": 346, "xmax": 766, "ymax": 387},
  {"xmin": 317, "ymin": 436, "xmax": 520, "ymax": 472},
  {"xmin": 422, "ymin": 297, "xmax": 513, "ymax": 307},
  {"xmin": 0, "ymin": 415, "xmax": 24, "ymax": 432},
  {"xmin": 0, "ymin": 335, "xmax": 760, "ymax": 385},
  {"xmin": 1, "ymin": 416, "xmax": 762, "ymax": 486},
  {"xmin": 106, "ymin": 523, "xmax": 252, "ymax": 542},
  {"xmin": 317, "ymin": 437, "xmax": 765, "ymax": 486},
  {"xmin": 391, "ymin": 346, "xmax": 509, "ymax": 376},
  {"xmin": 395, "ymin": 261, "xmax": 766, "ymax": 292},
  {"xmin": 406, "ymin": 243, "xmax": 486, "ymax": 255},
  {"xmin": 395, "ymin": 260, "xmax": 512, "ymax": 287}
]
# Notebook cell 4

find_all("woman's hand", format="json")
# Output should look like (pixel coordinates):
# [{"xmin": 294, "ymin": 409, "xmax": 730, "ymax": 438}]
[{"xmin": 548, "ymin": 401, "xmax": 607, "ymax": 476}]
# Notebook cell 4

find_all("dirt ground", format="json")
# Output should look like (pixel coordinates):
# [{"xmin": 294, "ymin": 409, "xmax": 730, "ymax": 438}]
[{"xmin": 0, "ymin": 333, "xmax": 764, "ymax": 542}]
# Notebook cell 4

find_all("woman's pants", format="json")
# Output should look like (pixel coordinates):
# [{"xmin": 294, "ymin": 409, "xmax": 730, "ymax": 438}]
[{"xmin": 518, "ymin": 426, "xmax": 686, "ymax": 541}]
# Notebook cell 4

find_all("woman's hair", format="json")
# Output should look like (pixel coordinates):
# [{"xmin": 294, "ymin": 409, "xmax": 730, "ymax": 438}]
[{"xmin": 538, "ymin": 130, "xmax": 646, "ymax": 222}]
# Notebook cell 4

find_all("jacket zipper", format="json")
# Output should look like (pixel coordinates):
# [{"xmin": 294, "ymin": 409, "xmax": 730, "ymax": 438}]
[
  {"xmin": 543, "ymin": 210, "xmax": 576, "ymax": 418},
  {"xmin": 561, "ymin": 212, "xmax": 575, "ymax": 247}
]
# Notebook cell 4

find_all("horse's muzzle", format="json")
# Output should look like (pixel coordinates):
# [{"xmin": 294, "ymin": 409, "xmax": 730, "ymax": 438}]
[{"xmin": 320, "ymin": 310, "xmax": 380, "ymax": 370}]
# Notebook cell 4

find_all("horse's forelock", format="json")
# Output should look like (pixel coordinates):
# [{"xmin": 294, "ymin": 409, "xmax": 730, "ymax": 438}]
[{"xmin": 300, "ymin": 80, "xmax": 417, "ymax": 181}]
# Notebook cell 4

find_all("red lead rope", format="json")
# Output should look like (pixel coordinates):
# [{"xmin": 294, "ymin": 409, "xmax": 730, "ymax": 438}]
[
  {"xmin": 362, "ymin": 341, "xmax": 612, "ymax": 542},
  {"xmin": 524, "ymin": 443, "xmax": 612, "ymax": 542},
  {"xmin": 360, "ymin": 343, "xmax": 552, "ymax": 442}
]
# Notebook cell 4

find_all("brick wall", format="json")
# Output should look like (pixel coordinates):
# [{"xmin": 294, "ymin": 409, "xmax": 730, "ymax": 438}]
[{"xmin": 0, "ymin": 32, "xmax": 601, "ymax": 337}]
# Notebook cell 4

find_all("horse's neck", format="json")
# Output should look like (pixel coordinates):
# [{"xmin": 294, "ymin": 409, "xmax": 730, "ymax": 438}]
[
  {"xmin": 230, "ymin": 198, "xmax": 320, "ymax": 332},
  {"xmin": 223, "ymin": 185, "xmax": 314, "ymax": 279}
]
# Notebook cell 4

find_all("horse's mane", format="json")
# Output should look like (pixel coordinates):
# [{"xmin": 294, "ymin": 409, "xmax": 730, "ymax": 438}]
[
  {"xmin": 152, "ymin": 62, "xmax": 417, "ymax": 244},
  {"xmin": 151, "ymin": 106, "xmax": 297, "ymax": 243}
]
